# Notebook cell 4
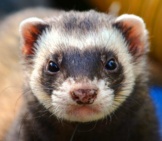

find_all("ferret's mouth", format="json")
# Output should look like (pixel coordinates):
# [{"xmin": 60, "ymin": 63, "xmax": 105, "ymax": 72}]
[{"xmin": 66, "ymin": 104, "xmax": 102, "ymax": 122}]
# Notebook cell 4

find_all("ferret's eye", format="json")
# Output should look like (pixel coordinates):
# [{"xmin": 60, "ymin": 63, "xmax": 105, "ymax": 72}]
[
  {"xmin": 105, "ymin": 59, "xmax": 117, "ymax": 71},
  {"xmin": 47, "ymin": 61, "xmax": 60, "ymax": 73}
]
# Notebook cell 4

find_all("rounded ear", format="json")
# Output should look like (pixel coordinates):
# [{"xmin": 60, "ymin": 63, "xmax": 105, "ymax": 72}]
[
  {"xmin": 113, "ymin": 14, "xmax": 149, "ymax": 58},
  {"xmin": 20, "ymin": 17, "xmax": 48, "ymax": 56}
]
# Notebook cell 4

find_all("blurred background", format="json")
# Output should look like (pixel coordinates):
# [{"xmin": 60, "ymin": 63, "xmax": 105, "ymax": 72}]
[{"xmin": 0, "ymin": 0, "xmax": 162, "ymax": 140}]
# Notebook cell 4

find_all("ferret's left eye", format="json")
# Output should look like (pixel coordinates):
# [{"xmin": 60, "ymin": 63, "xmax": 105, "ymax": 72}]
[
  {"xmin": 47, "ymin": 61, "xmax": 60, "ymax": 73},
  {"xmin": 105, "ymin": 59, "xmax": 118, "ymax": 71}
]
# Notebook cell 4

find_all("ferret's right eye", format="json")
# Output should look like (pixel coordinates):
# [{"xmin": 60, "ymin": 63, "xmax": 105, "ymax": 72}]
[
  {"xmin": 47, "ymin": 61, "xmax": 60, "ymax": 73},
  {"xmin": 105, "ymin": 59, "xmax": 118, "ymax": 71}
]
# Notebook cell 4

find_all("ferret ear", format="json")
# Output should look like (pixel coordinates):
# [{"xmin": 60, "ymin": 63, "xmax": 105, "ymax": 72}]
[
  {"xmin": 113, "ymin": 14, "xmax": 148, "ymax": 58},
  {"xmin": 20, "ymin": 17, "xmax": 48, "ymax": 56}
]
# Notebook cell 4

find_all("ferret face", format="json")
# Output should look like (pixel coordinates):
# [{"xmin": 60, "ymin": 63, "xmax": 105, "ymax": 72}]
[{"xmin": 20, "ymin": 11, "xmax": 148, "ymax": 122}]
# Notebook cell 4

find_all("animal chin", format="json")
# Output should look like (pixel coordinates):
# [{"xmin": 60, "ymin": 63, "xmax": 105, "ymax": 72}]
[{"xmin": 65, "ymin": 104, "xmax": 103, "ymax": 122}]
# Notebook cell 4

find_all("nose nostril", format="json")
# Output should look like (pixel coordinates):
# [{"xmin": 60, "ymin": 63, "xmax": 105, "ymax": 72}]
[{"xmin": 71, "ymin": 89, "xmax": 98, "ymax": 105}]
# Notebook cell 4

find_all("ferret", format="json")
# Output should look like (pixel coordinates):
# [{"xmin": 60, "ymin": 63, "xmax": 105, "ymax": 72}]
[{"xmin": 4, "ymin": 10, "xmax": 160, "ymax": 141}]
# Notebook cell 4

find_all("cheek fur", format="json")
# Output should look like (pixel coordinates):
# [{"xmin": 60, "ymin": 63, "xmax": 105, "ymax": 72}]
[
  {"xmin": 30, "ymin": 50, "xmax": 135, "ymax": 122},
  {"xmin": 30, "ymin": 69, "xmax": 134, "ymax": 122}
]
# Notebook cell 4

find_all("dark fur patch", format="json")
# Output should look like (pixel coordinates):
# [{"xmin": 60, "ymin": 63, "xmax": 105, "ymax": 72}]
[
  {"xmin": 64, "ymin": 17, "xmax": 77, "ymax": 30},
  {"xmin": 101, "ymin": 51, "xmax": 125, "ymax": 94},
  {"xmin": 78, "ymin": 18, "xmax": 93, "ymax": 31},
  {"xmin": 41, "ymin": 54, "xmax": 64, "ymax": 95},
  {"xmin": 40, "ymin": 47, "xmax": 124, "ymax": 95},
  {"xmin": 64, "ymin": 16, "xmax": 94, "ymax": 32},
  {"xmin": 61, "ymin": 48, "xmax": 101, "ymax": 80}
]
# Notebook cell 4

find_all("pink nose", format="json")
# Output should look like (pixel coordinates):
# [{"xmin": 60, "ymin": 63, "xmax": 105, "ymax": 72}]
[{"xmin": 71, "ymin": 89, "xmax": 98, "ymax": 104}]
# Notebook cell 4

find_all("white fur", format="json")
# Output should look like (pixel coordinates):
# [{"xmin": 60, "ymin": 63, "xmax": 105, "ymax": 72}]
[
  {"xmin": 50, "ymin": 78, "xmax": 114, "ymax": 122},
  {"xmin": 115, "ymin": 14, "xmax": 145, "ymax": 28},
  {"xmin": 20, "ymin": 17, "xmax": 45, "ymax": 33}
]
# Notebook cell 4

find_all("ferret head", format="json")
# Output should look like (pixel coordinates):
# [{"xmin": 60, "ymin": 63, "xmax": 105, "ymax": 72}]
[{"xmin": 20, "ymin": 11, "xmax": 148, "ymax": 122}]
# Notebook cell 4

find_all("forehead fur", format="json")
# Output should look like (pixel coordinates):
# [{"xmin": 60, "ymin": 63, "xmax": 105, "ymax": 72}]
[
  {"xmin": 35, "ymin": 12, "xmax": 129, "ymax": 55},
  {"xmin": 46, "ymin": 10, "xmax": 114, "ymax": 32},
  {"xmin": 33, "ymin": 10, "xmax": 131, "ymax": 57}
]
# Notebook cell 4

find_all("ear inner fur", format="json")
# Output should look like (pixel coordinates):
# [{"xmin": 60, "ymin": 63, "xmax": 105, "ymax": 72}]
[
  {"xmin": 113, "ymin": 15, "xmax": 147, "ymax": 58},
  {"xmin": 21, "ymin": 21, "xmax": 49, "ymax": 56}
]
